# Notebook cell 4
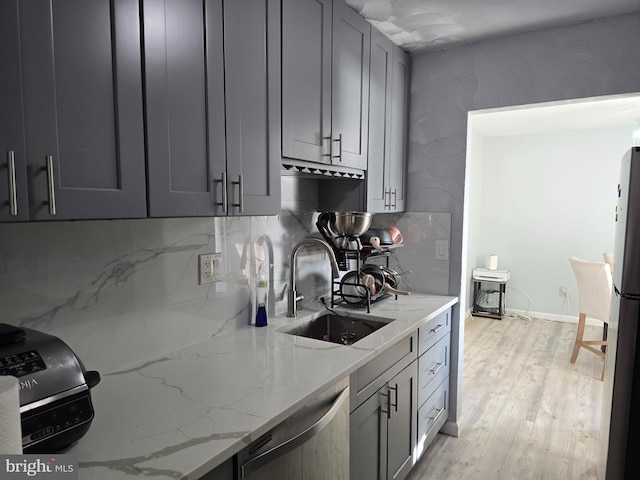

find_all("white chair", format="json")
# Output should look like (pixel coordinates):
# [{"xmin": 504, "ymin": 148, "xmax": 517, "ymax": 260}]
[
  {"xmin": 603, "ymin": 252, "xmax": 614, "ymax": 273},
  {"xmin": 568, "ymin": 257, "xmax": 613, "ymax": 380}
]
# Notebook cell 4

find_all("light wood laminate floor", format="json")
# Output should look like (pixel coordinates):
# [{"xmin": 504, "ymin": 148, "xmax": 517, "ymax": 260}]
[{"xmin": 407, "ymin": 315, "xmax": 605, "ymax": 480}]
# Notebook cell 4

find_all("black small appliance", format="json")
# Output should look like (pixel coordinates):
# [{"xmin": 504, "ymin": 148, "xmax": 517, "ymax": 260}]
[{"xmin": 0, "ymin": 324, "xmax": 100, "ymax": 453}]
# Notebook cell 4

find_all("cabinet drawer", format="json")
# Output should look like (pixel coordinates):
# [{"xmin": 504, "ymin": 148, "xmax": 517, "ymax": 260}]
[
  {"xmin": 417, "ymin": 334, "xmax": 450, "ymax": 407},
  {"xmin": 418, "ymin": 309, "xmax": 451, "ymax": 356},
  {"xmin": 350, "ymin": 333, "xmax": 417, "ymax": 411},
  {"xmin": 416, "ymin": 378, "xmax": 449, "ymax": 460}
]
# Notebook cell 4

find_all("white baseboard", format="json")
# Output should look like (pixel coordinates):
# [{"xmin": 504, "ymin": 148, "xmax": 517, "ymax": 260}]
[{"xmin": 505, "ymin": 309, "xmax": 603, "ymax": 327}]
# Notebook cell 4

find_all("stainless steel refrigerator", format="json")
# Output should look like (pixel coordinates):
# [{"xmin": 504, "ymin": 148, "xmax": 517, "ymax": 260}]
[{"xmin": 603, "ymin": 146, "xmax": 640, "ymax": 479}]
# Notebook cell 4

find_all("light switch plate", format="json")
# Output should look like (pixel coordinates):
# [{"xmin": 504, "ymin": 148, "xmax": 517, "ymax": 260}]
[
  {"xmin": 436, "ymin": 240, "xmax": 449, "ymax": 260},
  {"xmin": 199, "ymin": 253, "xmax": 223, "ymax": 284}
]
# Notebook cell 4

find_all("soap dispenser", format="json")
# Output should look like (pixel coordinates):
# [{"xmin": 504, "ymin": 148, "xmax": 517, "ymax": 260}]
[{"xmin": 255, "ymin": 276, "xmax": 268, "ymax": 327}]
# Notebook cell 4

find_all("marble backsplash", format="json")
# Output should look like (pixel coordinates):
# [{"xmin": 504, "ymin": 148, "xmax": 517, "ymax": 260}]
[{"xmin": 0, "ymin": 178, "xmax": 450, "ymax": 374}]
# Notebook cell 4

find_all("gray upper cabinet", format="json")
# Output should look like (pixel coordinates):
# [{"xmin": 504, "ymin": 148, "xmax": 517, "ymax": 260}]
[
  {"xmin": 223, "ymin": 0, "xmax": 281, "ymax": 216},
  {"xmin": 144, "ymin": 0, "xmax": 226, "ymax": 217},
  {"xmin": 0, "ymin": 1, "xmax": 28, "ymax": 221},
  {"xmin": 145, "ymin": 0, "xmax": 280, "ymax": 217},
  {"xmin": 16, "ymin": 0, "xmax": 147, "ymax": 220},
  {"xmin": 367, "ymin": 30, "xmax": 410, "ymax": 213},
  {"xmin": 282, "ymin": 0, "xmax": 370, "ymax": 171}
]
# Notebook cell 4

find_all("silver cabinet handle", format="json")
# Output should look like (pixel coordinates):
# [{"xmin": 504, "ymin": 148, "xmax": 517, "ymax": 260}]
[
  {"xmin": 428, "ymin": 407, "xmax": 446, "ymax": 425},
  {"xmin": 391, "ymin": 188, "xmax": 397, "ymax": 209},
  {"xmin": 45, "ymin": 155, "xmax": 57, "ymax": 216},
  {"xmin": 384, "ymin": 189, "xmax": 391, "ymax": 209},
  {"xmin": 381, "ymin": 389, "xmax": 391, "ymax": 419},
  {"xmin": 322, "ymin": 136, "xmax": 332, "ymax": 158},
  {"xmin": 214, "ymin": 172, "xmax": 228, "ymax": 213},
  {"xmin": 239, "ymin": 386, "xmax": 350, "ymax": 479},
  {"xmin": 332, "ymin": 133, "xmax": 342, "ymax": 162},
  {"xmin": 6, "ymin": 151, "xmax": 18, "ymax": 216},
  {"xmin": 389, "ymin": 384, "xmax": 398, "ymax": 412},
  {"xmin": 429, "ymin": 323, "xmax": 445, "ymax": 334},
  {"xmin": 232, "ymin": 174, "xmax": 243, "ymax": 213},
  {"xmin": 429, "ymin": 361, "xmax": 445, "ymax": 376}
]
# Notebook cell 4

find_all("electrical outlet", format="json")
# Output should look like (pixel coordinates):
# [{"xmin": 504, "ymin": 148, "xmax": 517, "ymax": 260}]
[
  {"xmin": 559, "ymin": 286, "xmax": 568, "ymax": 297},
  {"xmin": 199, "ymin": 253, "xmax": 223, "ymax": 284}
]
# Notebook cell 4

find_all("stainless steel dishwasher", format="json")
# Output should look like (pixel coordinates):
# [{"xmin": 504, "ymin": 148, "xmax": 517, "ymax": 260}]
[{"xmin": 236, "ymin": 377, "xmax": 349, "ymax": 480}]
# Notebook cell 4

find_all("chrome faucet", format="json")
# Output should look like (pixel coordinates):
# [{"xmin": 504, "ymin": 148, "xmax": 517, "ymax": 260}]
[{"xmin": 287, "ymin": 238, "xmax": 340, "ymax": 317}]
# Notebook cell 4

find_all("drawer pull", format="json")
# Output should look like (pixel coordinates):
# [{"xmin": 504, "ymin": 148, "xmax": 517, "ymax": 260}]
[
  {"xmin": 429, "ymin": 362, "xmax": 445, "ymax": 376},
  {"xmin": 429, "ymin": 323, "xmax": 444, "ymax": 334},
  {"xmin": 428, "ymin": 407, "xmax": 445, "ymax": 424}
]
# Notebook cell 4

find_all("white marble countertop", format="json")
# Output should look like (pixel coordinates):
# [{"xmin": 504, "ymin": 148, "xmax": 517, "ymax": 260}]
[{"xmin": 71, "ymin": 294, "xmax": 458, "ymax": 479}]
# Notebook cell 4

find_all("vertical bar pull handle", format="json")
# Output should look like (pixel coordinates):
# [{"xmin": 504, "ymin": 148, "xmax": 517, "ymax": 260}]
[
  {"xmin": 322, "ymin": 136, "xmax": 332, "ymax": 158},
  {"xmin": 232, "ymin": 175, "xmax": 244, "ymax": 213},
  {"xmin": 391, "ymin": 189, "xmax": 397, "ymax": 209},
  {"xmin": 333, "ymin": 134, "xmax": 342, "ymax": 162},
  {"xmin": 384, "ymin": 189, "xmax": 391, "ymax": 209},
  {"xmin": 45, "ymin": 155, "xmax": 57, "ymax": 216},
  {"xmin": 215, "ymin": 172, "xmax": 228, "ymax": 213},
  {"xmin": 380, "ymin": 390, "xmax": 391, "ymax": 419},
  {"xmin": 7, "ymin": 151, "xmax": 18, "ymax": 216},
  {"xmin": 389, "ymin": 384, "xmax": 398, "ymax": 412}
]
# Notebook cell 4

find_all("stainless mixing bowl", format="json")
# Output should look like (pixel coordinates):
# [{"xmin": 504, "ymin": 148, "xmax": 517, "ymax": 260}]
[{"xmin": 329, "ymin": 212, "xmax": 373, "ymax": 237}]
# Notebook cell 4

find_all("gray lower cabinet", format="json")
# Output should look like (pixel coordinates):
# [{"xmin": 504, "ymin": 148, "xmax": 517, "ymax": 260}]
[
  {"xmin": 350, "ymin": 332, "xmax": 418, "ymax": 480},
  {"xmin": 145, "ymin": 0, "xmax": 281, "ymax": 217},
  {"xmin": 415, "ymin": 309, "xmax": 452, "ymax": 460},
  {"xmin": 282, "ymin": 0, "xmax": 370, "ymax": 171},
  {"xmin": 351, "ymin": 361, "xmax": 418, "ymax": 480},
  {"xmin": 367, "ymin": 29, "xmax": 410, "ymax": 213},
  {"xmin": 4, "ymin": 0, "xmax": 147, "ymax": 221}
]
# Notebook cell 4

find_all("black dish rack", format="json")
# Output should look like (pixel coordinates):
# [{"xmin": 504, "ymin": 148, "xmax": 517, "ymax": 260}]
[{"xmin": 330, "ymin": 248, "xmax": 399, "ymax": 313}]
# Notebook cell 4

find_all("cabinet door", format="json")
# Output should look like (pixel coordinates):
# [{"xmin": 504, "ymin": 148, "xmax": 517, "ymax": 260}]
[
  {"xmin": 331, "ymin": 0, "xmax": 370, "ymax": 170},
  {"xmin": 0, "ymin": 0, "xmax": 28, "ymax": 221},
  {"xmin": 367, "ymin": 31, "xmax": 409, "ymax": 213},
  {"xmin": 20, "ymin": 0, "xmax": 147, "ymax": 220},
  {"xmin": 144, "ymin": 0, "xmax": 226, "ymax": 217},
  {"xmin": 281, "ymin": 0, "xmax": 332, "ymax": 164},
  {"xmin": 387, "ymin": 361, "xmax": 418, "ymax": 480},
  {"xmin": 387, "ymin": 45, "xmax": 410, "ymax": 212},
  {"xmin": 224, "ymin": 0, "xmax": 281, "ymax": 216},
  {"xmin": 366, "ymin": 30, "xmax": 393, "ymax": 213},
  {"xmin": 350, "ymin": 387, "xmax": 387, "ymax": 480}
]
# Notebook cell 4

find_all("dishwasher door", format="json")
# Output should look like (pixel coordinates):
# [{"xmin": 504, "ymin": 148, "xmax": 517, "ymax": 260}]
[{"xmin": 236, "ymin": 378, "xmax": 349, "ymax": 480}]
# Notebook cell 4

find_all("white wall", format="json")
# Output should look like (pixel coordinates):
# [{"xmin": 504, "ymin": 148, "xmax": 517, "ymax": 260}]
[
  {"xmin": 471, "ymin": 126, "xmax": 629, "ymax": 318},
  {"xmin": 462, "ymin": 129, "xmax": 486, "ymax": 312}
]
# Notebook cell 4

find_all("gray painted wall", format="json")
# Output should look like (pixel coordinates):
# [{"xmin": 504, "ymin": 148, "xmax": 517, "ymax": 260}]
[
  {"xmin": 409, "ymin": 13, "xmax": 640, "ymax": 298},
  {"xmin": 408, "ymin": 12, "xmax": 640, "ymax": 432}
]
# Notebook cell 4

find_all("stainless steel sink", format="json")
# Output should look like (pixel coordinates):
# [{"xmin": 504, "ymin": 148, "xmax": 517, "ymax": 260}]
[{"xmin": 282, "ymin": 312, "xmax": 393, "ymax": 345}]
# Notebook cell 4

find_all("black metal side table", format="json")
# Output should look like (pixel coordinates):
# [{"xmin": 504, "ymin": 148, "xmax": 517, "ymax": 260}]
[{"xmin": 472, "ymin": 268, "xmax": 510, "ymax": 319}]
